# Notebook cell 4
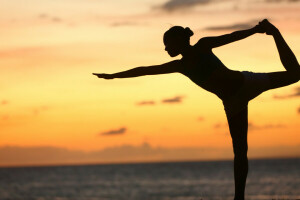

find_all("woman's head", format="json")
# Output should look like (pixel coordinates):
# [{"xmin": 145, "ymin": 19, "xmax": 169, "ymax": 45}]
[{"xmin": 163, "ymin": 26, "xmax": 194, "ymax": 57}]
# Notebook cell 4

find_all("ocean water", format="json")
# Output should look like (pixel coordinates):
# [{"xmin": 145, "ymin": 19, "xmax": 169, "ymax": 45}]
[{"xmin": 0, "ymin": 158, "xmax": 299, "ymax": 200}]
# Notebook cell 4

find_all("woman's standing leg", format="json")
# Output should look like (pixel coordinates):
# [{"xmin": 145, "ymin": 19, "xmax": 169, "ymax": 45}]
[{"xmin": 226, "ymin": 107, "xmax": 249, "ymax": 200}]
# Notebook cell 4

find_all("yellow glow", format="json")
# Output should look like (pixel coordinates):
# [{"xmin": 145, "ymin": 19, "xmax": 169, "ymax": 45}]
[{"xmin": 1, "ymin": 0, "xmax": 300, "ymax": 166}]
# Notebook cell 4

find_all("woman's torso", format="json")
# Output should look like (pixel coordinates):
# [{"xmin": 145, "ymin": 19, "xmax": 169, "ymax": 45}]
[{"xmin": 179, "ymin": 45, "xmax": 244, "ymax": 100}]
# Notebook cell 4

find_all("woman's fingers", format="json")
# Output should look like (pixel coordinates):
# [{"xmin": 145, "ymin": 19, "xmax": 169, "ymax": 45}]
[
  {"xmin": 93, "ymin": 73, "xmax": 113, "ymax": 79},
  {"xmin": 259, "ymin": 19, "xmax": 279, "ymax": 35},
  {"xmin": 254, "ymin": 23, "xmax": 265, "ymax": 33},
  {"xmin": 93, "ymin": 73, "xmax": 104, "ymax": 77},
  {"xmin": 103, "ymin": 74, "xmax": 114, "ymax": 79}
]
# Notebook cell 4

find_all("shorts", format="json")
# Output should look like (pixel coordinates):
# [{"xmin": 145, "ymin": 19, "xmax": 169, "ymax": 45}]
[{"xmin": 222, "ymin": 71, "xmax": 271, "ymax": 119}]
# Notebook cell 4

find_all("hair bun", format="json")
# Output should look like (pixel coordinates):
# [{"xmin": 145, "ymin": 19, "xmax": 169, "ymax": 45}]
[{"xmin": 184, "ymin": 27, "xmax": 194, "ymax": 37}]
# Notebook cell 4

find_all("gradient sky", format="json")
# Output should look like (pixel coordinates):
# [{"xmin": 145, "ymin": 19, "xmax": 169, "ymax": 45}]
[{"xmin": 1, "ymin": 0, "xmax": 300, "ymax": 166}]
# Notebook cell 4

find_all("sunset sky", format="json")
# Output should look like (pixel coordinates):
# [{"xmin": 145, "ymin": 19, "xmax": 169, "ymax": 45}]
[{"xmin": 1, "ymin": 0, "xmax": 300, "ymax": 166}]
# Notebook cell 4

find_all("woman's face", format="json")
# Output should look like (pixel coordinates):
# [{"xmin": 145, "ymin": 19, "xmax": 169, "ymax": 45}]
[{"xmin": 164, "ymin": 36, "xmax": 181, "ymax": 57}]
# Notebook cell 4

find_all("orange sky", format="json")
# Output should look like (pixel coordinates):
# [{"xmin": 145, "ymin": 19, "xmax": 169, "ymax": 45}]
[{"xmin": 0, "ymin": 0, "xmax": 300, "ymax": 166}]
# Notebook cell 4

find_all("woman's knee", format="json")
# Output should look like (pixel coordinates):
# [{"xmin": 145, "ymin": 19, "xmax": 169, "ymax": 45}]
[
  {"xmin": 233, "ymin": 143, "xmax": 248, "ymax": 158},
  {"xmin": 268, "ymin": 71, "xmax": 299, "ymax": 90},
  {"xmin": 289, "ymin": 71, "xmax": 300, "ymax": 83}
]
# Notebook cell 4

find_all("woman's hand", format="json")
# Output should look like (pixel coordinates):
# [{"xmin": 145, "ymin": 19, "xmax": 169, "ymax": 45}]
[
  {"xmin": 253, "ymin": 21, "xmax": 265, "ymax": 34},
  {"xmin": 258, "ymin": 19, "xmax": 279, "ymax": 35},
  {"xmin": 92, "ymin": 73, "xmax": 114, "ymax": 79}
]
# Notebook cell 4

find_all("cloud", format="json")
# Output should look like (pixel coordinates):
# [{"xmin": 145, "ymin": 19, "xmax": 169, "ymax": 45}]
[
  {"xmin": 162, "ymin": 96, "xmax": 185, "ymax": 104},
  {"xmin": 1, "ymin": 143, "xmax": 300, "ymax": 167},
  {"xmin": 52, "ymin": 17, "xmax": 62, "ymax": 23},
  {"xmin": 0, "ymin": 45, "xmax": 93, "ymax": 67},
  {"xmin": 137, "ymin": 95, "xmax": 186, "ymax": 106},
  {"xmin": 38, "ymin": 13, "xmax": 62, "ymax": 23},
  {"xmin": 0, "ymin": 46, "xmax": 47, "ymax": 58},
  {"xmin": 248, "ymin": 122, "xmax": 286, "ymax": 130},
  {"xmin": 265, "ymin": 0, "xmax": 285, "ymax": 2},
  {"xmin": 214, "ymin": 122, "xmax": 285, "ymax": 130},
  {"xmin": 0, "ymin": 146, "xmax": 86, "ymax": 166},
  {"xmin": 1, "ymin": 115, "xmax": 9, "ymax": 121},
  {"xmin": 198, "ymin": 116, "xmax": 205, "ymax": 121},
  {"xmin": 153, "ymin": 0, "xmax": 300, "ymax": 13},
  {"xmin": 273, "ymin": 87, "xmax": 300, "ymax": 99},
  {"xmin": 1, "ymin": 100, "xmax": 9, "ymax": 105},
  {"xmin": 265, "ymin": 0, "xmax": 300, "ymax": 2},
  {"xmin": 155, "ymin": 0, "xmax": 211, "ymax": 12},
  {"xmin": 110, "ymin": 21, "xmax": 147, "ymax": 27},
  {"xmin": 136, "ymin": 101, "xmax": 156, "ymax": 106},
  {"xmin": 214, "ymin": 123, "xmax": 227, "ymax": 129},
  {"xmin": 204, "ymin": 21, "xmax": 256, "ymax": 31},
  {"xmin": 33, "ymin": 106, "xmax": 50, "ymax": 115},
  {"xmin": 100, "ymin": 127, "xmax": 127, "ymax": 136},
  {"xmin": 0, "ymin": 143, "xmax": 229, "ymax": 166}
]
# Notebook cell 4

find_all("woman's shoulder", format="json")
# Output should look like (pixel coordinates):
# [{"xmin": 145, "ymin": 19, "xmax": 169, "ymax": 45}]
[{"xmin": 194, "ymin": 38, "xmax": 213, "ymax": 53}]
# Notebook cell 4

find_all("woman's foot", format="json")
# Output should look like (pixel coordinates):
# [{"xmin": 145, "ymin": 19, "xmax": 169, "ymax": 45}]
[{"xmin": 259, "ymin": 19, "xmax": 279, "ymax": 35}]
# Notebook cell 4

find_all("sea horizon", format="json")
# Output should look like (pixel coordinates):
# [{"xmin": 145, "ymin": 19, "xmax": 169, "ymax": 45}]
[
  {"xmin": 1, "ymin": 156, "xmax": 300, "ymax": 168},
  {"xmin": 1, "ymin": 157, "xmax": 300, "ymax": 200}
]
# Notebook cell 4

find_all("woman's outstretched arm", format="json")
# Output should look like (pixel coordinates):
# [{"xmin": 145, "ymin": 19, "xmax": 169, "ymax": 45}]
[
  {"xmin": 198, "ymin": 22, "xmax": 264, "ymax": 49},
  {"xmin": 93, "ymin": 59, "xmax": 182, "ymax": 79}
]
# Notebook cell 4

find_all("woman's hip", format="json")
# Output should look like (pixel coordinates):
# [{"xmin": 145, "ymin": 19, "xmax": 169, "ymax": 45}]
[{"xmin": 222, "ymin": 71, "xmax": 271, "ymax": 119}]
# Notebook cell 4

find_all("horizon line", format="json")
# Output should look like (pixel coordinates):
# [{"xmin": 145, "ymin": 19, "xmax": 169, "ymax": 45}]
[{"xmin": 1, "ymin": 156, "xmax": 299, "ymax": 169}]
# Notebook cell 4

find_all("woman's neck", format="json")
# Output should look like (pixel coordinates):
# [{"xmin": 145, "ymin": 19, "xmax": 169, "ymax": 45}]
[{"xmin": 181, "ymin": 44, "xmax": 194, "ymax": 58}]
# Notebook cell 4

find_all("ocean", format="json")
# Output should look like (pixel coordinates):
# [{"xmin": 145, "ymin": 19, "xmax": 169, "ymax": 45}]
[{"xmin": 0, "ymin": 158, "xmax": 299, "ymax": 200}]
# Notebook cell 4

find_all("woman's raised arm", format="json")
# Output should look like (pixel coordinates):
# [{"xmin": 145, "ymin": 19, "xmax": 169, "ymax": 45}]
[
  {"xmin": 93, "ymin": 59, "xmax": 182, "ymax": 79},
  {"xmin": 197, "ymin": 21, "xmax": 265, "ymax": 50}
]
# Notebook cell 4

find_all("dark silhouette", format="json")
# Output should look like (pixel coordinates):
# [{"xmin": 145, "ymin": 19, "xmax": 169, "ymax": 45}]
[{"xmin": 93, "ymin": 19, "xmax": 299, "ymax": 200}]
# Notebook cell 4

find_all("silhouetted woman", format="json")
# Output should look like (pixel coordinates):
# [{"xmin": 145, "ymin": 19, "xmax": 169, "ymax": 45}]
[{"xmin": 93, "ymin": 19, "xmax": 299, "ymax": 200}]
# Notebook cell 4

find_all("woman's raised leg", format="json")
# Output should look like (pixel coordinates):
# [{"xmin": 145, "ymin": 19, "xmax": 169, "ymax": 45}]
[
  {"xmin": 261, "ymin": 19, "xmax": 299, "ymax": 73},
  {"xmin": 226, "ymin": 107, "xmax": 249, "ymax": 200},
  {"xmin": 260, "ymin": 20, "xmax": 300, "ymax": 90},
  {"xmin": 266, "ymin": 71, "xmax": 299, "ymax": 90}
]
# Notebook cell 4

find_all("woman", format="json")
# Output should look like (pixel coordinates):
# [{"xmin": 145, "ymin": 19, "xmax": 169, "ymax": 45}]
[{"xmin": 93, "ymin": 19, "xmax": 299, "ymax": 200}]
